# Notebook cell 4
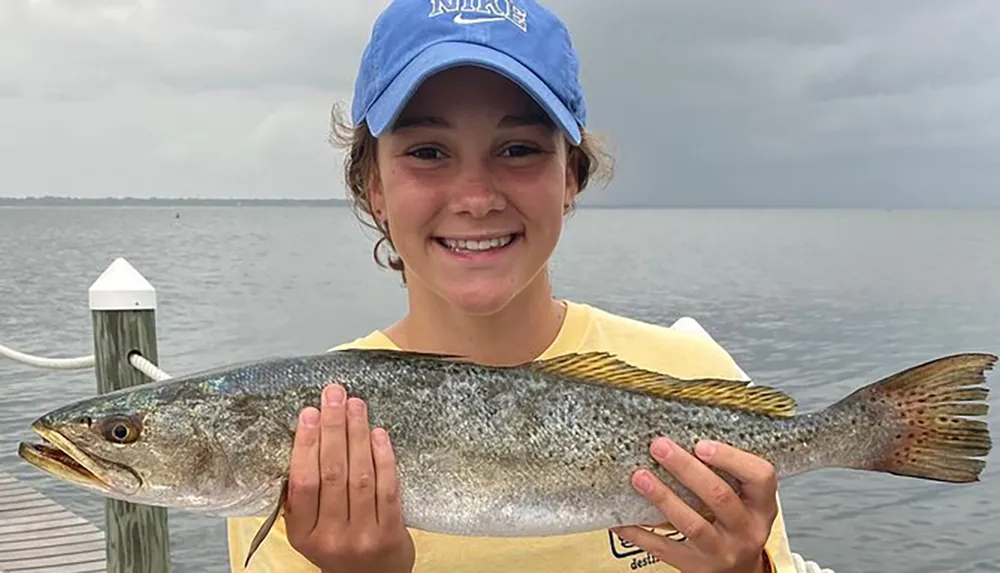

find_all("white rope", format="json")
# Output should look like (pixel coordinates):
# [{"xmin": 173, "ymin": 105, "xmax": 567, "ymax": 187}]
[
  {"xmin": 128, "ymin": 352, "xmax": 172, "ymax": 381},
  {"xmin": 0, "ymin": 341, "xmax": 171, "ymax": 383},
  {"xmin": 0, "ymin": 342, "xmax": 95, "ymax": 370}
]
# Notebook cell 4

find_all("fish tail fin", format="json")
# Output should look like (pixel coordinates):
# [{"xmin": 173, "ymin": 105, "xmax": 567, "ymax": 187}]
[{"xmin": 834, "ymin": 352, "xmax": 995, "ymax": 483}]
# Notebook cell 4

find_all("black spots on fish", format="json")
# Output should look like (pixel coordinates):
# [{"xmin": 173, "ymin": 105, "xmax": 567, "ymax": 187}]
[
  {"xmin": 585, "ymin": 404, "xmax": 618, "ymax": 429},
  {"xmin": 594, "ymin": 412, "xmax": 615, "ymax": 426},
  {"xmin": 74, "ymin": 416, "xmax": 93, "ymax": 428},
  {"xmin": 98, "ymin": 414, "xmax": 143, "ymax": 444}
]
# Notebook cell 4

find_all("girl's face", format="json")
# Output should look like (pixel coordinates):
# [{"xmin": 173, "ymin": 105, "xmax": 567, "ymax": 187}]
[{"xmin": 371, "ymin": 66, "xmax": 579, "ymax": 316}]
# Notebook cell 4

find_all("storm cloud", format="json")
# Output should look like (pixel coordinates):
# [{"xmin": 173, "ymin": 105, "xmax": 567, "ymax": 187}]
[{"xmin": 2, "ymin": 0, "xmax": 998, "ymax": 207}]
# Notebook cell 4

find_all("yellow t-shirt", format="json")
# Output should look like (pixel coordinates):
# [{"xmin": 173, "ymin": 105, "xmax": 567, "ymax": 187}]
[{"xmin": 227, "ymin": 300, "xmax": 797, "ymax": 572}]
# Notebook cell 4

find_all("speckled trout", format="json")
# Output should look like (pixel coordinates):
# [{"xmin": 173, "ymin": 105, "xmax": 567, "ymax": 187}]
[{"xmin": 18, "ymin": 349, "xmax": 995, "ymax": 567}]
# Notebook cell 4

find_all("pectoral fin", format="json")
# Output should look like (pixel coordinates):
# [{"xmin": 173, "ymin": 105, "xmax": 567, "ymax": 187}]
[{"xmin": 245, "ymin": 478, "xmax": 289, "ymax": 569}]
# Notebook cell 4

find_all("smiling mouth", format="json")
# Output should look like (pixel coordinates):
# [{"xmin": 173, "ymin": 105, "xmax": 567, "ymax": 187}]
[{"xmin": 435, "ymin": 234, "xmax": 520, "ymax": 253}]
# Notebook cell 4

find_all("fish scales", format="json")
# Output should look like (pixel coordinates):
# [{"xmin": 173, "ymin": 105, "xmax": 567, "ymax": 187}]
[
  {"xmin": 114, "ymin": 350, "xmax": 980, "ymax": 533},
  {"xmin": 16, "ymin": 348, "xmax": 995, "ymax": 566}
]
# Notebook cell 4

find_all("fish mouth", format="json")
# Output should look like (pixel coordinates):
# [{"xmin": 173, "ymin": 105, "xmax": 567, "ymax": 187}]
[{"xmin": 18, "ymin": 419, "xmax": 140, "ymax": 495}]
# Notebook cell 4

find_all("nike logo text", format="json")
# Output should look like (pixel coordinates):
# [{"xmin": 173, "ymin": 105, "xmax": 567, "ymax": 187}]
[{"xmin": 428, "ymin": 0, "xmax": 528, "ymax": 32}]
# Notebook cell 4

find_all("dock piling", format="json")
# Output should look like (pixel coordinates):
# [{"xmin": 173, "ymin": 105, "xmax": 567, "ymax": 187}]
[{"xmin": 88, "ymin": 257, "xmax": 171, "ymax": 573}]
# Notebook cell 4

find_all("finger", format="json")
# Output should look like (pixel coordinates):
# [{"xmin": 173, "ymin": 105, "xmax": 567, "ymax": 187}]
[
  {"xmin": 694, "ymin": 440, "xmax": 778, "ymax": 519},
  {"xmin": 316, "ymin": 384, "xmax": 350, "ymax": 526},
  {"xmin": 371, "ymin": 427, "xmax": 403, "ymax": 529},
  {"xmin": 346, "ymin": 397, "xmax": 378, "ymax": 529},
  {"xmin": 611, "ymin": 525, "xmax": 698, "ymax": 571},
  {"xmin": 650, "ymin": 436, "xmax": 750, "ymax": 532},
  {"xmin": 631, "ymin": 466, "xmax": 720, "ymax": 552},
  {"xmin": 285, "ymin": 407, "xmax": 321, "ymax": 538}
]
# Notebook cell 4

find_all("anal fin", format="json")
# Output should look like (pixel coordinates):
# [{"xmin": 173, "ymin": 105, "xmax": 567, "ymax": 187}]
[{"xmin": 245, "ymin": 478, "xmax": 288, "ymax": 569}]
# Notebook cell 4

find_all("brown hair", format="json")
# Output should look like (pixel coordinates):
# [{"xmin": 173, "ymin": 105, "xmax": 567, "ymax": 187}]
[{"xmin": 327, "ymin": 102, "xmax": 615, "ymax": 279}]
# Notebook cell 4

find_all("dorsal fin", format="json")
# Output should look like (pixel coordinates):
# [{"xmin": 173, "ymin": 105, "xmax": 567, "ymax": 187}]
[{"xmin": 526, "ymin": 352, "xmax": 797, "ymax": 417}]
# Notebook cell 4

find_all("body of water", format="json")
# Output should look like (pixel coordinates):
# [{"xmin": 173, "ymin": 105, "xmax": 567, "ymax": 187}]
[{"xmin": 1, "ymin": 206, "xmax": 998, "ymax": 572}]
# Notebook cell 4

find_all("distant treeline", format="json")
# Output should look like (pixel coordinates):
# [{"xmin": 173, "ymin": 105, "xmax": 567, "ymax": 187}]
[{"xmin": 0, "ymin": 196, "xmax": 349, "ymax": 207}]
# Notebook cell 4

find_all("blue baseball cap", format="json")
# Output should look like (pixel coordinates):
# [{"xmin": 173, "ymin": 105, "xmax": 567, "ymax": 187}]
[{"xmin": 351, "ymin": 0, "xmax": 587, "ymax": 145}]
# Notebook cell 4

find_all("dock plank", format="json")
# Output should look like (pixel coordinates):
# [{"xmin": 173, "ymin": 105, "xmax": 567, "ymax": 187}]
[
  {"xmin": 0, "ymin": 499, "xmax": 62, "ymax": 513},
  {"xmin": 2, "ymin": 550, "xmax": 106, "ymax": 571},
  {"xmin": 1, "ymin": 506, "xmax": 68, "ymax": 520},
  {"xmin": 6, "ymin": 562, "xmax": 107, "ymax": 573},
  {"xmin": 0, "ymin": 471, "xmax": 106, "ymax": 573},
  {"xmin": 0, "ymin": 531, "xmax": 104, "ymax": 553}
]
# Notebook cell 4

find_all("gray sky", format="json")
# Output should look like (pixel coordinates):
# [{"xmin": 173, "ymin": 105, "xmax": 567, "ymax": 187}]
[{"xmin": 3, "ymin": 0, "xmax": 999, "ymax": 207}]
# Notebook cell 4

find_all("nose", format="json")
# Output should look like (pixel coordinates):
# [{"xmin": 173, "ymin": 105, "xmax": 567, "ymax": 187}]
[{"xmin": 449, "ymin": 160, "xmax": 505, "ymax": 218}]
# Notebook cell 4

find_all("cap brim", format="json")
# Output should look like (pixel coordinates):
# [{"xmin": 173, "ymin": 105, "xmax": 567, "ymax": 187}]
[{"xmin": 363, "ymin": 41, "xmax": 582, "ymax": 145}]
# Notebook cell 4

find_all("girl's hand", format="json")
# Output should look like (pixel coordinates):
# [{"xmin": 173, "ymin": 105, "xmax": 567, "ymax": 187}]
[
  {"xmin": 613, "ymin": 437, "xmax": 778, "ymax": 573},
  {"xmin": 285, "ymin": 384, "xmax": 415, "ymax": 573}
]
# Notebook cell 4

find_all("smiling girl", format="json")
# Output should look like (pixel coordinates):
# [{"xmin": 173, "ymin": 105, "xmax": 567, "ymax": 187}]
[{"xmin": 228, "ymin": 1, "xmax": 799, "ymax": 572}]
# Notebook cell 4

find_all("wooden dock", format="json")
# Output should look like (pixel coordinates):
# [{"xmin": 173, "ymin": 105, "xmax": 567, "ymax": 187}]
[{"xmin": 0, "ymin": 470, "xmax": 106, "ymax": 573}]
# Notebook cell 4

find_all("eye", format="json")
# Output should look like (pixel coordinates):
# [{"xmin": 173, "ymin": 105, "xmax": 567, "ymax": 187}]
[
  {"xmin": 101, "ymin": 415, "xmax": 142, "ymax": 444},
  {"xmin": 501, "ymin": 144, "xmax": 541, "ymax": 158},
  {"xmin": 407, "ymin": 146, "xmax": 444, "ymax": 160}
]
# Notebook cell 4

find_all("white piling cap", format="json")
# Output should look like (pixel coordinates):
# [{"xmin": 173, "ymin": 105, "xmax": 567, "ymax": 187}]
[{"xmin": 88, "ymin": 257, "xmax": 157, "ymax": 310}]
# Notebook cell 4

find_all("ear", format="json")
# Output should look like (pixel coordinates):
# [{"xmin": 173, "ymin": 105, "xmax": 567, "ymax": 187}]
[
  {"xmin": 564, "ymin": 145, "xmax": 581, "ymax": 211},
  {"xmin": 369, "ymin": 174, "xmax": 387, "ymax": 223}
]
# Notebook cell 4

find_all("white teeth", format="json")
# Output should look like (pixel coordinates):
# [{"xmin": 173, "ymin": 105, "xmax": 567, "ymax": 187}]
[{"xmin": 441, "ymin": 235, "xmax": 515, "ymax": 252}]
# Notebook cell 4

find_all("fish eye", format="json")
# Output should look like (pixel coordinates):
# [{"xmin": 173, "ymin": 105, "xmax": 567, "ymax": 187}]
[{"xmin": 100, "ymin": 415, "xmax": 142, "ymax": 444}]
